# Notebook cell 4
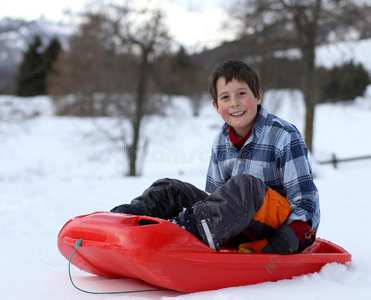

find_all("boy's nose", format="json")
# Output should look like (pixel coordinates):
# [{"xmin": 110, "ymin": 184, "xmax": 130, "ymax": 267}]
[{"xmin": 230, "ymin": 96, "xmax": 240, "ymax": 106}]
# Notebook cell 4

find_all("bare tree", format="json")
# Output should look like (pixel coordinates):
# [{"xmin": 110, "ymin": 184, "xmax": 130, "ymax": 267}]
[
  {"xmin": 48, "ymin": 2, "xmax": 172, "ymax": 176},
  {"xmin": 230, "ymin": 0, "xmax": 369, "ymax": 152},
  {"xmin": 106, "ymin": 3, "xmax": 172, "ymax": 176},
  {"xmin": 48, "ymin": 13, "xmax": 129, "ymax": 116}
]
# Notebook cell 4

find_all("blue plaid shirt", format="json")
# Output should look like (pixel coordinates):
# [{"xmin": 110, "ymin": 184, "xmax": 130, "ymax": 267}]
[{"xmin": 206, "ymin": 105, "xmax": 320, "ymax": 232}]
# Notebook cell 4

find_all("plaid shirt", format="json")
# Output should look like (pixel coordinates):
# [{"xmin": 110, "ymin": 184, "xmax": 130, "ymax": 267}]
[{"xmin": 206, "ymin": 105, "xmax": 320, "ymax": 232}]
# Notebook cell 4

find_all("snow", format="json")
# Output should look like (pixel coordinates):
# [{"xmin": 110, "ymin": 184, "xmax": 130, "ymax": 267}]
[
  {"xmin": 1, "ymin": 88, "xmax": 371, "ymax": 300},
  {"xmin": 316, "ymin": 38, "xmax": 371, "ymax": 73}
]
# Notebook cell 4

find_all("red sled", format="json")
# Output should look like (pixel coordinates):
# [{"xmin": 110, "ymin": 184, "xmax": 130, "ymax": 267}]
[{"xmin": 57, "ymin": 212, "xmax": 351, "ymax": 293}]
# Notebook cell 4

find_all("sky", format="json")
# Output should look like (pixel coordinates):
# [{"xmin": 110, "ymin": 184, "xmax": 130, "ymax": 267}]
[{"xmin": 0, "ymin": 0, "xmax": 236, "ymax": 52}]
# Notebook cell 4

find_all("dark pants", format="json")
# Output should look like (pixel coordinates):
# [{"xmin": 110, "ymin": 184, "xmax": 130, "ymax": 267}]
[{"xmin": 112, "ymin": 174, "xmax": 294, "ymax": 251}]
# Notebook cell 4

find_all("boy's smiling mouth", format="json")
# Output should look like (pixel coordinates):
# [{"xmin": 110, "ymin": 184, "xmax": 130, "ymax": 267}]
[{"xmin": 231, "ymin": 111, "xmax": 245, "ymax": 116}]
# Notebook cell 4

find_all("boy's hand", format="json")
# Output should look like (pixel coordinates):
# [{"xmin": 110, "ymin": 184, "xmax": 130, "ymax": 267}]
[{"xmin": 238, "ymin": 224, "xmax": 300, "ymax": 254}]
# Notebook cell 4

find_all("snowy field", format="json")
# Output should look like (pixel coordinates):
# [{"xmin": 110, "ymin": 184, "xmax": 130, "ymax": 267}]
[{"xmin": 1, "ymin": 87, "xmax": 371, "ymax": 300}]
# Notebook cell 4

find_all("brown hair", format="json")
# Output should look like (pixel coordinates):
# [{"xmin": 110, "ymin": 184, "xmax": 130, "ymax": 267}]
[{"xmin": 208, "ymin": 59, "xmax": 261, "ymax": 105}]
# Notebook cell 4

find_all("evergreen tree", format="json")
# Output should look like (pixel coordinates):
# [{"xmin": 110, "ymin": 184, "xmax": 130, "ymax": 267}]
[
  {"xmin": 42, "ymin": 37, "xmax": 62, "ymax": 76},
  {"xmin": 318, "ymin": 62, "xmax": 370, "ymax": 102},
  {"xmin": 15, "ymin": 35, "xmax": 61, "ymax": 97},
  {"xmin": 15, "ymin": 35, "xmax": 44, "ymax": 96},
  {"xmin": 169, "ymin": 47, "xmax": 209, "ymax": 116}
]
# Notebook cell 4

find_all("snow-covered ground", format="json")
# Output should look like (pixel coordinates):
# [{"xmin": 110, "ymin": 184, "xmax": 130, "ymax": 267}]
[{"xmin": 1, "ymin": 88, "xmax": 371, "ymax": 299}]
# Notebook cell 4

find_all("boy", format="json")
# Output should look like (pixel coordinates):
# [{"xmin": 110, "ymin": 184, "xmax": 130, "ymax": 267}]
[{"xmin": 112, "ymin": 59, "xmax": 320, "ymax": 254}]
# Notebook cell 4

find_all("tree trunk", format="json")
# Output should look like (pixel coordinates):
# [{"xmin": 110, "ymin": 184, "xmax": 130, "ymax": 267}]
[
  {"xmin": 128, "ymin": 49, "xmax": 149, "ymax": 176},
  {"xmin": 302, "ymin": 53, "xmax": 316, "ymax": 153},
  {"xmin": 300, "ymin": 24, "xmax": 317, "ymax": 153},
  {"xmin": 304, "ymin": 103, "xmax": 315, "ymax": 153}
]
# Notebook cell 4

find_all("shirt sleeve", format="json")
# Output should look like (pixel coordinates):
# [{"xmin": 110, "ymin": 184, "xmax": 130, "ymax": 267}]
[{"xmin": 277, "ymin": 130, "xmax": 320, "ymax": 231}]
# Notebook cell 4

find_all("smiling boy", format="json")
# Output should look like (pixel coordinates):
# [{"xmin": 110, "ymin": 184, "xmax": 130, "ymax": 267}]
[
  {"xmin": 213, "ymin": 75, "xmax": 261, "ymax": 139},
  {"xmin": 112, "ymin": 59, "xmax": 320, "ymax": 254}
]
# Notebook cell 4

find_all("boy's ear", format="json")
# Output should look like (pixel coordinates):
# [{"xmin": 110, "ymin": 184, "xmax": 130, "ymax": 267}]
[
  {"xmin": 212, "ymin": 100, "xmax": 220, "ymax": 113},
  {"xmin": 257, "ymin": 90, "xmax": 262, "ymax": 104}
]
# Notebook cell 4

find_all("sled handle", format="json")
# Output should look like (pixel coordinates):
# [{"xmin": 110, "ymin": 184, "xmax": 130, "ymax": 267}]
[{"xmin": 63, "ymin": 236, "xmax": 111, "ymax": 249}]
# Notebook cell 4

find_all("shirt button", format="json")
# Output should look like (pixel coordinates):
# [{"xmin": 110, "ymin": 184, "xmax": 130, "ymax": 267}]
[{"xmin": 238, "ymin": 159, "xmax": 242, "ymax": 164}]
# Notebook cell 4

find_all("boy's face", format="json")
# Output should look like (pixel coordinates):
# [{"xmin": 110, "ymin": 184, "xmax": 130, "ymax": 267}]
[{"xmin": 213, "ymin": 77, "xmax": 262, "ymax": 138}]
